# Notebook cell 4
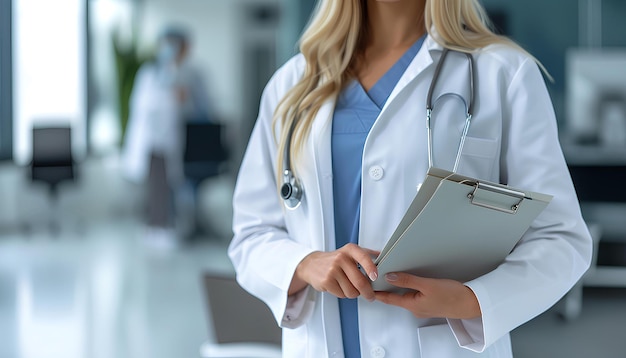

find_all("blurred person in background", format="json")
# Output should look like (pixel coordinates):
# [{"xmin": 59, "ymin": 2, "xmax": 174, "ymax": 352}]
[{"xmin": 122, "ymin": 25, "xmax": 212, "ymax": 247}]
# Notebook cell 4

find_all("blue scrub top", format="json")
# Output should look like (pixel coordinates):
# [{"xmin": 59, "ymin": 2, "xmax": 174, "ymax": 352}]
[{"xmin": 331, "ymin": 35, "xmax": 425, "ymax": 358}]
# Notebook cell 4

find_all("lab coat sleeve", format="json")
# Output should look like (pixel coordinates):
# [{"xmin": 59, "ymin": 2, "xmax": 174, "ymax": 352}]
[
  {"xmin": 228, "ymin": 56, "xmax": 317, "ymax": 329},
  {"xmin": 121, "ymin": 65, "xmax": 155, "ymax": 183},
  {"xmin": 447, "ymin": 57, "xmax": 593, "ymax": 352}
]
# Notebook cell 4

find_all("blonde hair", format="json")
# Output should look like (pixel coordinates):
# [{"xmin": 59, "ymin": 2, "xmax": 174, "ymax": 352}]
[{"xmin": 273, "ymin": 0, "xmax": 546, "ymax": 183}]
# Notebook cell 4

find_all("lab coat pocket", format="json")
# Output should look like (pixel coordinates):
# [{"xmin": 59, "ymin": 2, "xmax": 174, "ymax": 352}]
[
  {"xmin": 457, "ymin": 136, "xmax": 499, "ymax": 178},
  {"xmin": 417, "ymin": 324, "xmax": 485, "ymax": 358}
]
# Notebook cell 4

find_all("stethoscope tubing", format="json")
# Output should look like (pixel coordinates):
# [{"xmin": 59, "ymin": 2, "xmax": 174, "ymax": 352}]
[
  {"xmin": 282, "ymin": 48, "xmax": 476, "ymax": 208},
  {"xmin": 426, "ymin": 48, "xmax": 475, "ymax": 172}
]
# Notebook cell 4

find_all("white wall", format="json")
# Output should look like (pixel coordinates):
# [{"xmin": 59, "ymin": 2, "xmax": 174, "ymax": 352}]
[
  {"xmin": 89, "ymin": 0, "xmax": 246, "ymax": 154},
  {"xmin": 89, "ymin": 0, "xmax": 290, "ymax": 155},
  {"xmin": 136, "ymin": 0, "xmax": 288, "ymax": 166},
  {"xmin": 137, "ymin": 0, "xmax": 252, "ymax": 124}
]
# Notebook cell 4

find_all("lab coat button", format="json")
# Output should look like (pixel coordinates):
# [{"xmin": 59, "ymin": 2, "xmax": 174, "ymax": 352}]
[
  {"xmin": 369, "ymin": 166, "xmax": 384, "ymax": 180},
  {"xmin": 370, "ymin": 346, "xmax": 386, "ymax": 358}
]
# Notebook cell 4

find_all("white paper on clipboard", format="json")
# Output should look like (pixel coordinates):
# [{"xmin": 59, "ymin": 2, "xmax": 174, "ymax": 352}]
[{"xmin": 372, "ymin": 167, "xmax": 553, "ymax": 292}]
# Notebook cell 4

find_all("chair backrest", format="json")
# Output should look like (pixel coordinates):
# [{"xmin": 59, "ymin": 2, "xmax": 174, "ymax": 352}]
[
  {"xmin": 32, "ymin": 126, "xmax": 73, "ymax": 166},
  {"xmin": 30, "ymin": 126, "xmax": 75, "ymax": 188},
  {"xmin": 202, "ymin": 273, "xmax": 282, "ymax": 346},
  {"xmin": 568, "ymin": 165, "xmax": 626, "ymax": 202},
  {"xmin": 184, "ymin": 122, "xmax": 228, "ymax": 163}
]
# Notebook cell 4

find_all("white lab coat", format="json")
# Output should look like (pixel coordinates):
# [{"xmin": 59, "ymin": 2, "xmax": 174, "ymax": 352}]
[{"xmin": 229, "ymin": 35, "xmax": 592, "ymax": 358}]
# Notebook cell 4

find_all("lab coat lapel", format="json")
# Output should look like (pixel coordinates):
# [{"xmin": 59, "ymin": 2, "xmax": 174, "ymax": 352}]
[
  {"xmin": 380, "ymin": 35, "xmax": 440, "ymax": 113},
  {"xmin": 310, "ymin": 99, "xmax": 335, "ymax": 252},
  {"xmin": 310, "ymin": 99, "xmax": 345, "ymax": 357}
]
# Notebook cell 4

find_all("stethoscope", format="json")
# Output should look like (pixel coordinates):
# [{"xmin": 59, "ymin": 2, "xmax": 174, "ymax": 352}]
[{"xmin": 281, "ymin": 48, "xmax": 476, "ymax": 209}]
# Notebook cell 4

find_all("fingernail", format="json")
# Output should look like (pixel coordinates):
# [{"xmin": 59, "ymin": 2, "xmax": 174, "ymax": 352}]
[
  {"xmin": 385, "ymin": 273, "xmax": 398, "ymax": 281},
  {"xmin": 369, "ymin": 271, "xmax": 378, "ymax": 281}
]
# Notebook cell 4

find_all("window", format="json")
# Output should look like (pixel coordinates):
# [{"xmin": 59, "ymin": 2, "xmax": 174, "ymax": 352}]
[
  {"xmin": 12, "ymin": 0, "xmax": 86, "ymax": 165},
  {"xmin": 0, "ymin": 0, "xmax": 12, "ymax": 161}
]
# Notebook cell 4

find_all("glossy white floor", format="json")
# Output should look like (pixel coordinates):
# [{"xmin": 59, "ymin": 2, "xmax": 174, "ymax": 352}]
[
  {"xmin": 0, "ymin": 217, "xmax": 234, "ymax": 358},
  {"xmin": 1, "ymin": 156, "xmax": 625, "ymax": 358}
]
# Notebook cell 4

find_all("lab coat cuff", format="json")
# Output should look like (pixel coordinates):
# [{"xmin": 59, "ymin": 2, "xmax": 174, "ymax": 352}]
[
  {"xmin": 277, "ymin": 245, "xmax": 317, "ymax": 328},
  {"xmin": 446, "ymin": 283, "xmax": 488, "ymax": 353},
  {"xmin": 447, "ymin": 316, "xmax": 486, "ymax": 353},
  {"xmin": 281, "ymin": 286, "xmax": 316, "ymax": 329}
]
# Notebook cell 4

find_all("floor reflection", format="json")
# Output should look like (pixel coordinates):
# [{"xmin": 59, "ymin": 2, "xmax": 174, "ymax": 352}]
[
  {"xmin": 17, "ymin": 261, "xmax": 86, "ymax": 358},
  {"xmin": 0, "ymin": 219, "xmax": 232, "ymax": 358}
]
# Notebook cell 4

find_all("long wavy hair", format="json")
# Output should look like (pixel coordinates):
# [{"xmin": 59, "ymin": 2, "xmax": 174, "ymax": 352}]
[{"xmin": 272, "ymin": 0, "xmax": 542, "ymax": 183}]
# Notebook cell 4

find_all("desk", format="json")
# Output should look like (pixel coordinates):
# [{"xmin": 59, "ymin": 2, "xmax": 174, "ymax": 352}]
[
  {"xmin": 559, "ymin": 144, "xmax": 626, "ymax": 320},
  {"xmin": 563, "ymin": 143, "xmax": 626, "ymax": 277}
]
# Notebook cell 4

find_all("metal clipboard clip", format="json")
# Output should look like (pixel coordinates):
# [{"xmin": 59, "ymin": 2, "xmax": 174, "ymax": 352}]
[{"xmin": 467, "ymin": 181, "xmax": 527, "ymax": 214}]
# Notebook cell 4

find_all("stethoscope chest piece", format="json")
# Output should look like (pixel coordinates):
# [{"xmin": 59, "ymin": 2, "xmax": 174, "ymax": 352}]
[{"xmin": 281, "ymin": 170, "xmax": 303, "ymax": 209}]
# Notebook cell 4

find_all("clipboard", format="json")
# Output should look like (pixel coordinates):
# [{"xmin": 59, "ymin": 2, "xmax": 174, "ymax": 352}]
[{"xmin": 372, "ymin": 167, "xmax": 553, "ymax": 292}]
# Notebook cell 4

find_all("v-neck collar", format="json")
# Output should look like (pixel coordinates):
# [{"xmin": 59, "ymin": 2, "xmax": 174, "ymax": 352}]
[{"xmin": 360, "ymin": 34, "xmax": 426, "ymax": 109}]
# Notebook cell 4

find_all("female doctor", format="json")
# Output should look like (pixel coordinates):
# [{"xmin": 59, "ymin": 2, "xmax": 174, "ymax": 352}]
[{"xmin": 229, "ymin": 0, "xmax": 592, "ymax": 357}]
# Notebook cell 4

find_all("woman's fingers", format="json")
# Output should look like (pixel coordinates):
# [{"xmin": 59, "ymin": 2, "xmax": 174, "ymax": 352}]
[
  {"xmin": 374, "ymin": 272, "xmax": 481, "ymax": 319},
  {"xmin": 294, "ymin": 244, "xmax": 379, "ymax": 300},
  {"xmin": 383, "ymin": 272, "xmax": 427, "ymax": 290},
  {"xmin": 343, "ymin": 244, "xmax": 379, "ymax": 282},
  {"xmin": 340, "ymin": 244, "xmax": 377, "ymax": 300}
]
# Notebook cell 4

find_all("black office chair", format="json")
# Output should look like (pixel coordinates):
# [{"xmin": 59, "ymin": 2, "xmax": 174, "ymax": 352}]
[
  {"xmin": 179, "ymin": 122, "xmax": 229, "ymax": 238},
  {"xmin": 29, "ymin": 126, "xmax": 75, "ymax": 232},
  {"xmin": 183, "ymin": 121, "xmax": 229, "ymax": 183}
]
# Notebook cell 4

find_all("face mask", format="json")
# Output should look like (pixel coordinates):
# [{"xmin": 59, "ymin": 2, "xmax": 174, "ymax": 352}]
[{"xmin": 157, "ymin": 42, "xmax": 180, "ymax": 64}]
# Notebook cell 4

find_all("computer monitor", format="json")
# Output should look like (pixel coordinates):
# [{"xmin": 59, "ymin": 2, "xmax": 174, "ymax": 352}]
[{"xmin": 565, "ymin": 48, "xmax": 626, "ymax": 146}]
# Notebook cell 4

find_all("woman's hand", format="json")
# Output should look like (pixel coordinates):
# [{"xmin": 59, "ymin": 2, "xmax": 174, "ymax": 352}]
[
  {"xmin": 289, "ymin": 243, "xmax": 379, "ymax": 302},
  {"xmin": 374, "ymin": 272, "xmax": 481, "ymax": 320}
]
